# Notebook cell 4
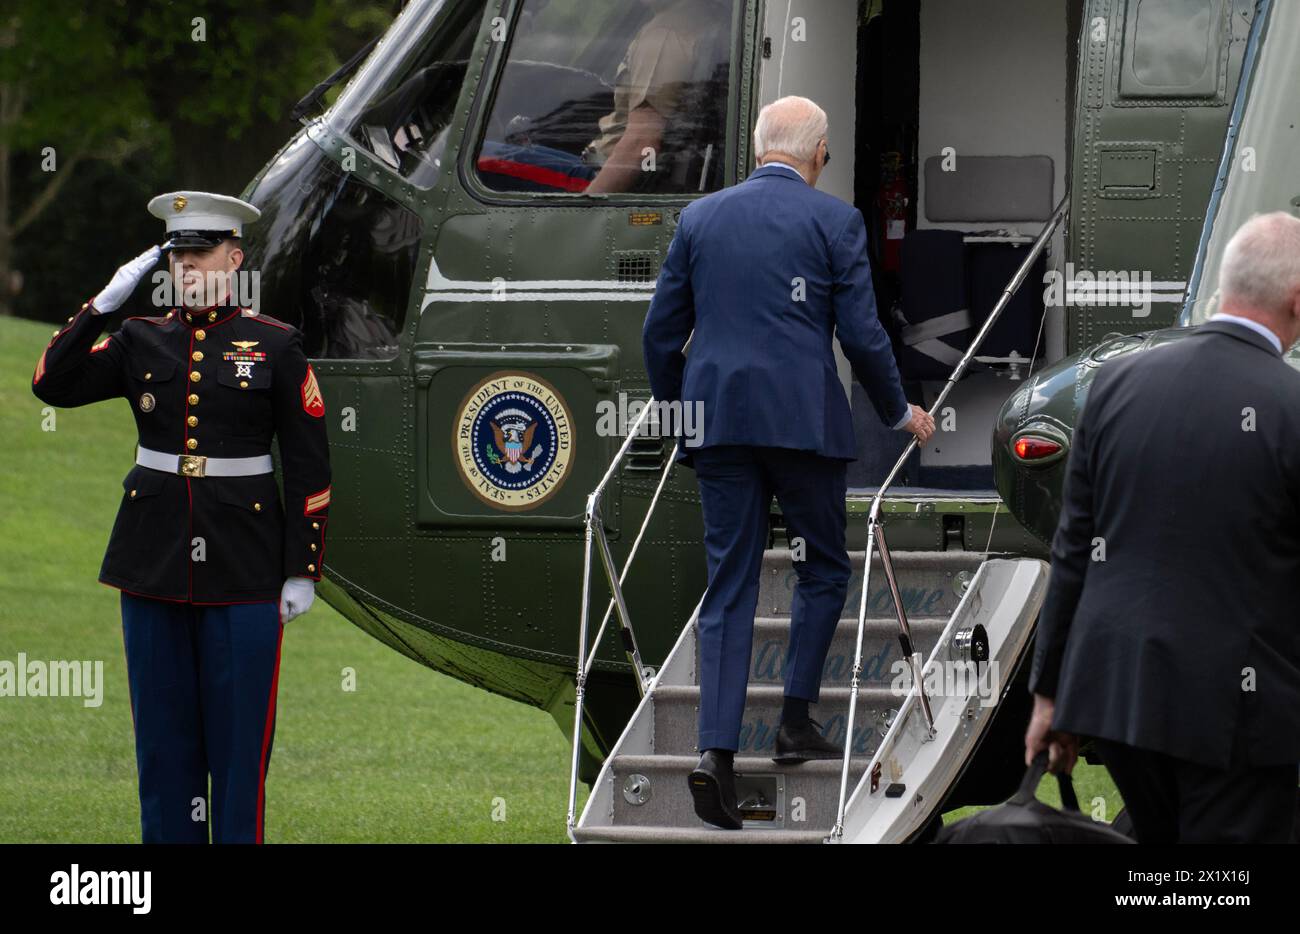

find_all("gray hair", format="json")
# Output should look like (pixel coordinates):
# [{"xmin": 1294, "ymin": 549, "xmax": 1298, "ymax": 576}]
[
  {"xmin": 1218, "ymin": 211, "xmax": 1300, "ymax": 312},
  {"xmin": 753, "ymin": 96, "xmax": 828, "ymax": 164}
]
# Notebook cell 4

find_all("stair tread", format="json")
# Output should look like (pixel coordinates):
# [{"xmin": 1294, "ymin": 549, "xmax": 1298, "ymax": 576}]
[
  {"xmin": 750, "ymin": 615, "xmax": 949, "ymax": 628},
  {"xmin": 654, "ymin": 683, "xmax": 898, "ymax": 700},
  {"xmin": 611, "ymin": 753, "xmax": 872, "ymax": 773},
  {"xmin": 765, "ymin": 547, "xmax": 987, "ymax": 564},
  {"xmin": 572, "ymin": 825, "xmax": 830, "ymax": 844}
]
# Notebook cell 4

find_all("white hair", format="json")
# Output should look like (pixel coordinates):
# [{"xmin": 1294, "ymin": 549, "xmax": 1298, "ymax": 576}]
[
  {"xmin": 752, "ymin": 95, "xmax": 828, "ymax": 164},
  {"xmin": 1218, "ymin": 211, "xmax": 1300, "ymax": 312}
]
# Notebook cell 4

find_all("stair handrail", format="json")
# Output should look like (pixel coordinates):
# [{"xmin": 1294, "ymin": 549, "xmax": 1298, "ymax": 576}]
[
  {"xmin": 830, "ymin": 192, "xmax": 1071, "ymax": 841},
  {"xmin": 567, "ymin": 397, "xmax": 681, "ymax": 838}
]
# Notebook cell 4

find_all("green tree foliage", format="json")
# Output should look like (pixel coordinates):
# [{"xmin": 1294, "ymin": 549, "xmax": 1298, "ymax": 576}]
[{"xmin": 2, "ymin": 0, "xmax": 396, "ymax": 319}]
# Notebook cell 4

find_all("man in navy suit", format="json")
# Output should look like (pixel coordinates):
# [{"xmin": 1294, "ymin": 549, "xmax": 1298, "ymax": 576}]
[{"xmin": 643, "ymin": 95, "xmax": 933, "ymax": 829}]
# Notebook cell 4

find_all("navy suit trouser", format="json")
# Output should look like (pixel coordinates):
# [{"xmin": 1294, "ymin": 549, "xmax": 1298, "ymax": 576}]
[
  {"xmin": 120, "ymin": 592, "xmax": 283, "ymax": 843},
  {"xmin": 691, "ymin": 445, "xmax": 851, "ymax": 752}
]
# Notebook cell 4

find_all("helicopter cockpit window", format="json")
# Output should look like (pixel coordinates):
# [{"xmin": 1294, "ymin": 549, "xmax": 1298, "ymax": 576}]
[
  {"xmin": 475, "ymin": 0, "xmax": 736, "ymax": 197},
  {"xmin": 241, "ymin": 140, "xmax": 422, "ymax": 361},
  {"xmin": 329, "ymin": 0, "xmax": 489, "ymax": 189}
]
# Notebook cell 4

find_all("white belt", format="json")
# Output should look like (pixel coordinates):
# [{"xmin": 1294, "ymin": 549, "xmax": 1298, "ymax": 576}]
[{"xmin": 136, "ymin": 445, "xmax": 273, "ymax": 478}]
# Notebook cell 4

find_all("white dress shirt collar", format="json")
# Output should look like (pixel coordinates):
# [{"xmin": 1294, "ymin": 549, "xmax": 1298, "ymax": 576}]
[
  {"xmin": 1210, "ymin": 312, "xmax": 1284, "ymax": 354},
  {"xmin": 759, "ymin": 160, "xmax": 807, "ymax": 183}
]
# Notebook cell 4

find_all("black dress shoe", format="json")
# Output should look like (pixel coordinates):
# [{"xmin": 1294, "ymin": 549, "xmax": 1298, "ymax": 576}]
[
  {"xmin": 772, "ymin": 717, "xmax": 842, "ymax": 764},
  {"xmin": 688, "ymin": 750, "xmax": 743, "ymax": 829}
]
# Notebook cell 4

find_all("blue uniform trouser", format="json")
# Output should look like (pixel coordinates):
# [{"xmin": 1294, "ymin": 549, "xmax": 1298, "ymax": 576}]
[
  {"xmin": 691, "ymin": 445, "xmax": 851, "ymax": 752},
  {"xmin": 120, "ymin": 592, "xmax": 283, "ymax": 843}
]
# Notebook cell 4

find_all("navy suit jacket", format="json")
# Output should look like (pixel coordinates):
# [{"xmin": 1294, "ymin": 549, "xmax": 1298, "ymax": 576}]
[{"xmin": 642, "ymin": 163, "xmax": 909, "ymax": 468}]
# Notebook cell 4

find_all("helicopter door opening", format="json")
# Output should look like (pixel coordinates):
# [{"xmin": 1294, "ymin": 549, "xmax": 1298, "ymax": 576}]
[{"xmin": 761, "ymin": 0, "xmax": 1082, "ymax": 495}]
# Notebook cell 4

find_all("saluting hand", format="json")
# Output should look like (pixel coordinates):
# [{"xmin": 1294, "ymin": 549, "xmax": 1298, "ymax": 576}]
[{"xmin": 91, "ymin": 244, "xmax": 163, "ymax": 314}]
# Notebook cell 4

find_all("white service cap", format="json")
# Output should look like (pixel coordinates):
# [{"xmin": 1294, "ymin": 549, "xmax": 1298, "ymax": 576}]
[{"xmin": 147, "ymin": 191, "xmax": 261, "ymax": 251}]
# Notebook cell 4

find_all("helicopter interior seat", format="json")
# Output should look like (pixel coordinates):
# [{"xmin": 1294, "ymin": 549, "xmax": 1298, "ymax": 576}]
[
  {"xmin": 474, "ymin": 61, "xmax": 615, "ymax": 194},
  {"xmin": 891, "ymin": 155, "xmax": 1054, "ymax": 383}
]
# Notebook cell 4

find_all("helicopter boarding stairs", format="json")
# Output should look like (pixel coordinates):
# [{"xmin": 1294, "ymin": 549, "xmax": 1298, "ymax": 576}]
[
  {"xmin": 567, "ymin": 195, "xmax": 1067, "ymax": 843},
  {"xmin": 571, "ymin": 545, "xmax": 1047, "ymax": 843},
  {"xmin": 574, "ymin": 541, "xmax": 1050, "ymax": 842}
]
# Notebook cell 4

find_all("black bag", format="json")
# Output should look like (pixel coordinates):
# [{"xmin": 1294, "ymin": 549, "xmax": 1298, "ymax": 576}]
[{"xmin": 933, "ymin": 752, "xmax": 1135, "ymax": 844}]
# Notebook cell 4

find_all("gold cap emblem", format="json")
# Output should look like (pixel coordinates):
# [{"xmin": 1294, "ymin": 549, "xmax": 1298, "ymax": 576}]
[{"xmin": 173, "ymin": 195, "xmax": 188, "ymax": 212}]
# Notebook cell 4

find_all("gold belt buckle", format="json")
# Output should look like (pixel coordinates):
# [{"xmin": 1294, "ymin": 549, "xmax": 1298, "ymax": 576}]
[{"xmin": 178, "ymin": 454, "xmax": 207, "ymax": 478}]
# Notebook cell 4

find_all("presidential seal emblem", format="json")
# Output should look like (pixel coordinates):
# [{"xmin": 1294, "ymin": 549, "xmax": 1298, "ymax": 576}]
[
  {"xmin": 138, "ymin": 392, "xmax": 155, "ymax": 413},
  {"xmin": 454, "ymin": 372, "xmax": 573, "ymax": 511}
]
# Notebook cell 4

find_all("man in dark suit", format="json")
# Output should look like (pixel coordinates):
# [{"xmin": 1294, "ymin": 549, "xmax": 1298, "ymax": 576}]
[
  {"xmin": 643, "ymin": 95, "xmax": 933, "ymax": 829},
  {"xmin": 1025, "ymin": 211, "xmax": 1300, "ymax": 843}
]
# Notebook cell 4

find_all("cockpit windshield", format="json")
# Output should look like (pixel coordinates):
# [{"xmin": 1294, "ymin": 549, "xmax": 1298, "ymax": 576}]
[
  {"xmin": 327, "ymin": 0, "xmax": 488, "ymax": 189},
  {"xmin": 475, "ymin": 0, "xmax": 736, "ymax": 196}
]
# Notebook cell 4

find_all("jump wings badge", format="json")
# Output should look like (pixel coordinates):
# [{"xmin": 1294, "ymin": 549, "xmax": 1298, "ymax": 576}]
[
  {"xmin": 454, "ymin": 372, "xmax": 573, "ymax": 511},
  {"xmin": 222, "ymin": 342, "xmax": 268, "ymax": 385}
]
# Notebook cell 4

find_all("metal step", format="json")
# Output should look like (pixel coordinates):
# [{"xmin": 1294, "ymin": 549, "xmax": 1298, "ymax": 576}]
[
  {"xmin": 734, "ymin": 616, "xmax": 948, "ymax": 688},
  {"xmin": 606, "ymin": 754, "xmax": 872, "ymax": 830},
  {"xmin": 650, "ymin": 684, "xmax": 898, "ymax": 758},
  {"xmin": 571, "ymin": 825, "xmax": 831, "ymax": 844},
  {"xmin": 756, "ymin": 548, "xmax": 985, "ymax": 620}
]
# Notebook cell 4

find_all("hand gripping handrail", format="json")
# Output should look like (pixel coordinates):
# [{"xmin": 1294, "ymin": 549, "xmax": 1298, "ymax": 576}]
[
  {"xmin": 566, "ymin": 397, "xmax": 680, "ymax": 839},
  {"xmin": 829, "ymin": 192, "xmax": 1071, "ymax": 841}
]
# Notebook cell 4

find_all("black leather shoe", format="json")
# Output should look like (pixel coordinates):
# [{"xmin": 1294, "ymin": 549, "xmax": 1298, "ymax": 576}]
[
  {"xmin": 688, "ymin": 750, "xmax": 743, "ymax": 829},
  {"xmin": 772, "ymin": 717, "xmax": 842, "ymax": 764}
]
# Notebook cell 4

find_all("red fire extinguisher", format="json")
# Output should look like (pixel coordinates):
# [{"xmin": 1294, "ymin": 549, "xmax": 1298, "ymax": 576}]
[{"xmin": 876, "ymin": 152, "xmax": 909, "ymax": 273}]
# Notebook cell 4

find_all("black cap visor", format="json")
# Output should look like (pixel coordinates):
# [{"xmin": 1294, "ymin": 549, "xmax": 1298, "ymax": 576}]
[{"xmin": 161, "ymin": 229, "xmax": 239, "ymax": 252}]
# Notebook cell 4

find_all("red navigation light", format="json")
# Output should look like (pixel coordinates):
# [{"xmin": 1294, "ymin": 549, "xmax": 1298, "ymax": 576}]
[{"xmin": 1014, "ymin": 436, "xmax": 1062, "ymax": 461}]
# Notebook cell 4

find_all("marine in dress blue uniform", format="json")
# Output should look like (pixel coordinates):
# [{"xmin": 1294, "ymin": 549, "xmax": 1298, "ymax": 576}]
[{"xmin": 31, "ymin": 192, "xmax": 331, "ymax": 843}]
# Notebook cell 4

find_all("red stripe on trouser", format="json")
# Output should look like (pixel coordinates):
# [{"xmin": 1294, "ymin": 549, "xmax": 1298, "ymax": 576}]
[
  {"xmin": 255, "ymin": 609, "xmax": 285, "ymax": 844},
  {"xmin": 121, "ymin": 620, "xmax": 136, "ymax": 733}
]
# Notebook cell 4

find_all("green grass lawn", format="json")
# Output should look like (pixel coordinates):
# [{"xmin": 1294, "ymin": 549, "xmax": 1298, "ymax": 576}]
[{"xmin": 0, "ymin": 313, "xmax": 1120, "ymax": 842}]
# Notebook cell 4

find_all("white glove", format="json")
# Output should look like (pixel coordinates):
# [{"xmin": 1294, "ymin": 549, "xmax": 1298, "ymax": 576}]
[
  {"xmin": 92, "ymin": 245, "xmax": 162, "ymax": 314},
  {"xmin": 279, "ymin": 576, "xmax": 316, "ymax": 623}
]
